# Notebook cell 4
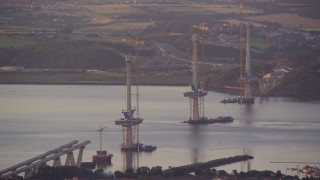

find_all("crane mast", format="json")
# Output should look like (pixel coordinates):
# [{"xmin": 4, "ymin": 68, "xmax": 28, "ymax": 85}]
[
  {"xmin": 240, "ymin": 0, "xmax": 244, "ymax": 96},
  {"xmin": 97, "ymin": 126, "xmax": 107, "ymax": 153}
]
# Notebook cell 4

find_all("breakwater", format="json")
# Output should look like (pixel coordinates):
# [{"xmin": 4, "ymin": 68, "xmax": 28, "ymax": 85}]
[{"xmin": 163, "ymin": 155, "xmax": 254, "ymax": 174}]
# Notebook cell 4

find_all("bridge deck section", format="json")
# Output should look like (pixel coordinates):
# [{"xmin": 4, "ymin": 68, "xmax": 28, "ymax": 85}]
[{"xmin": 0, "ymin": 140, "xmax": 90, "ymax": 179}]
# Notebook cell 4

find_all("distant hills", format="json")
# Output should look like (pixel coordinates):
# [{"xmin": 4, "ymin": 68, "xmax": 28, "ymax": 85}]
[{"xmin": 0, "ymin": 40, "xmax": 128, "ymax": 70}]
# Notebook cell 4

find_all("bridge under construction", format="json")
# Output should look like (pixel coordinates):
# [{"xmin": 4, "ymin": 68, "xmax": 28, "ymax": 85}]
[
  {"xmin": 0, "ymin": 140, "xmax": 90, "ymax": 179},
  {"xmin": 183, "ymin": 35, "xmax": 233, "ymax": 124}
]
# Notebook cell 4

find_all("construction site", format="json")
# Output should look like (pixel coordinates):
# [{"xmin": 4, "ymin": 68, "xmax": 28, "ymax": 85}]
[{"xmin": 1, "ymin": 0, "xmax": 320, "ymax": 179}]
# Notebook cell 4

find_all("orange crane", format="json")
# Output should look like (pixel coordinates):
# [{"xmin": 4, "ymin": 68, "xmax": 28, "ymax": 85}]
[
  {"xmin": 192, "ymin": 23, "xmax": 209, "ymax": 32},
  {"xmin": 239, "ymin": 0, "xmax": 244, "ymax": 96}
]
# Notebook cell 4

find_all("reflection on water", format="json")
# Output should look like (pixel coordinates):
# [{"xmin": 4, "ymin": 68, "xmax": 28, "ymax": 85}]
[
  {"xmin": 241, "ymin": 103, "xmax": 254, "ymax": 126},
  {"xmin": 189, "ymin": 125, "xmax": 203, "ymax": 164},
  {"xmin": 122, "ymin": 151, "xmax": 140, "ymax": 171},
  {"xmin": 96, "ymin": 162, "xmax": 111, "ymax": 170},
  {"xmin": 241, "ymin": 148, "xmax": 252, "ymax": 172},
  {"xmin": 239, "ymin": 104, "xmax": 254, "ymax": 172}
]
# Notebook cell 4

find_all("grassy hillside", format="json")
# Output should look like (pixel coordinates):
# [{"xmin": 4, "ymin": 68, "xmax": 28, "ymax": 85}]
[
  {"xmin": 0, "ymin": 40, "xmax": 127, "ymax": 70},
  {"xmin": 271, "ymin": 64, "xmax": 320, "ymax": 99}
]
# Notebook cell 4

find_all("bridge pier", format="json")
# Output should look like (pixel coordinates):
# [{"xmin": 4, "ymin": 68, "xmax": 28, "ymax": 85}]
[
  {"xmin": 24, "ymin": 168, "xmax": 32, "ymax": 179},
  {"xmin": 65, "ymin": 151, "xmax": 76, "ymax": 166},
  {"xmin": 53, "ymin": 157, "xmax": 62, "ymax": 167},
  {"xmin": 76, "ymin": 146, "xmax": 85, "ymax": 167}
]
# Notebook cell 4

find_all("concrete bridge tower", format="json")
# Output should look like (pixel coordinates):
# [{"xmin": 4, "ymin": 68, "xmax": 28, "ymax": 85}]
[
  {"xmin": 245, "ymin": 23, "xmax": 253, "ymax": 100},
  {"xmin": 183, "ymin": 35, "xmax": 208, "ymax": 122},
  {"xmin": 115, "ymin": 55, "xmax": 143, "ymax": 151},
  {"xmin": 184, "ymin": 35, "xmax": 234, "ymax": 124}
]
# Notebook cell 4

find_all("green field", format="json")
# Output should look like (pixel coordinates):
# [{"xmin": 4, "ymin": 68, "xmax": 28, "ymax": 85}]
[
  {"xmin": 234, "ymin": 36, "xmax": 270, "ymax": 53},
  {"xmin": 250, "ymin": 37, "xmax": 270, "ymax": 53},
  {"xmin": 0, "ymin": 35, "xmax": 35, "ymax": 48},
  {"xmin": 83, "ymin": 4, "xmax": 143, "ymax": 15}
]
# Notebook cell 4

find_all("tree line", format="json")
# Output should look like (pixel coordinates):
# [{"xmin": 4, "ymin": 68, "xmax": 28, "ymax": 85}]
[{"xmin": 12, "ymin": 164, "xmax": 317, "ymax": 180}]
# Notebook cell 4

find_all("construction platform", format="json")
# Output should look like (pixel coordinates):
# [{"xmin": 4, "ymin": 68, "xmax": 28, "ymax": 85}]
[
  {"xmin": 115, "ymin": 118, "xmax": 143, "ymax": 126},
  {"xmin": 183, "ymin": 90, "xmax": 208, "ymax": 97},
  {"xmin": 120, "ymin": 143, "xmax": 143, "ymax": 151},
  {"xmin": 92, "ymin": 150, "xmax": 113, "ymax": 163}
]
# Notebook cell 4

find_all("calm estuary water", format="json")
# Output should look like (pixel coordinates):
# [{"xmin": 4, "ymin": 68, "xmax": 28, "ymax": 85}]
[{"xmin": 0, "ymin": 85, "xmax": 319, "ymax": 175}]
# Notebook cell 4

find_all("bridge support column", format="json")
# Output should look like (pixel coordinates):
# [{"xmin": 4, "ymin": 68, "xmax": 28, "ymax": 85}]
[
  {"xmin": 24, "ymin": 166, "xmax": 35, "ymax": 179},
  {"xmin": 65, "ymin": 151, "xmax": 75, "ymax": 166},
  {"xmin": 76, "ymin": 146, "xmax": 85, "ymax": 167},
  {"xmin": 53, "ymin": 157, "xmax": 62, "ymax": 167}
]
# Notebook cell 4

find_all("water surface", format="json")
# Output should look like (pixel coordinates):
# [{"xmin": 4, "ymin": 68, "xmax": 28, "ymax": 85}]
[{"xmin": 0, "ymin": 85, "xmax": 319, "ymax": 175}]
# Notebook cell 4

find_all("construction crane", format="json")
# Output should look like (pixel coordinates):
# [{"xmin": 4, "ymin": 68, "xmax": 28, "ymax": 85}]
[
  {"xmin": 192, "ymin": 23, "xmax": 209, "ymax": 32},
  {"xmin": 92, "ymin": 125, "xmax": 113, "ymax": 163},
  {"xmin": 239, "ymin": 0, "xmax": 244, "ymax": 96},
  {"xmin": 97, "ymin": 126, "xmax": 107, "ymax": 153}
]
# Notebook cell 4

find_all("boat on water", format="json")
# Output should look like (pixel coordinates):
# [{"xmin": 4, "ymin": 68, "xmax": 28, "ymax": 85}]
[
  {"xmin": 220, "ymin": 97, "xmax": 254, "ymax": 104},
  {"xmin": 120, "ymin": 143, "xmax": 157, "ymax": 152},
  {"xmin": 92, "ymin": 126, "xmax": 113, "ymax": 163},
  {"xmin": 183, "ymin": 116, "xmax": 233, "ymax": 125},
  {"xmin": 92, "ymin": 150, "xmax": 113, "ymax": 163},
  {"xmin": 142, "ymin": 145, "xmax": 157, "ymax": 152},
  {"xmin": 241, "ymin": 97, "xmax": 254, "ymax": 104},
  {"xmin": 120, "ymin": 143, "xmax": 143, "ymax": 151},
  {"xmin": 220, "ymin": 97, "xmax": 240, "ymax": 104}
]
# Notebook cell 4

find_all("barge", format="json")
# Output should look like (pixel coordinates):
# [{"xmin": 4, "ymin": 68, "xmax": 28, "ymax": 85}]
[{"xmin": 183, "ymin": 116, "xmax": 233, "ymax": 125}]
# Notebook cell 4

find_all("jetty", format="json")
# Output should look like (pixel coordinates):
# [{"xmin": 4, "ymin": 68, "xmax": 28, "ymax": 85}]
[{"xmin": 163, "ymin": 155, "xmax": 253, "ymax": 174}]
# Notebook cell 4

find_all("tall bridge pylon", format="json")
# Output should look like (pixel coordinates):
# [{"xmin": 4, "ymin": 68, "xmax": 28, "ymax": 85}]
[
  {"xmin": 238, "ymin": 23, "xmax": 258, "ymax": 104},
  {"xmin": 184, "ymin": 35, "xmax": 234, "ymax": 124},
  {"xmin": 183, "ymin": 35, "xmax": 208, "ymax": 122},
  {"xmin": 115, "ymin": 55, "xmax": 143, "ymax": 151},
  {"xmin": 0, "ymin": 140, "xmax": 91, "ymax": 179}
]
